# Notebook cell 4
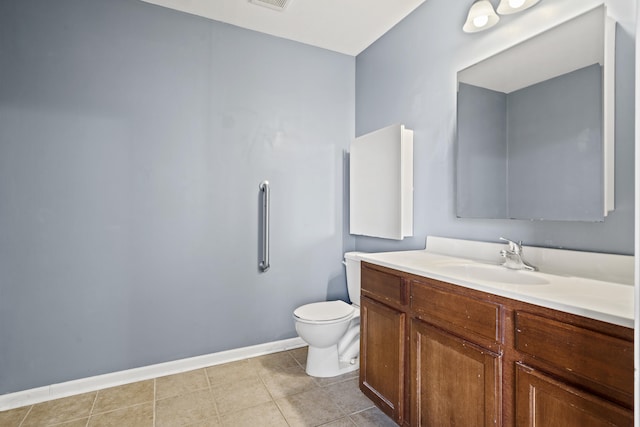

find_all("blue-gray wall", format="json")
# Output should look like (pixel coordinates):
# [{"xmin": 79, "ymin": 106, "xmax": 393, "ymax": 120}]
[
  {"xmin": 356, "ymin": 0, "xmax": 635, "ymax": 254},
  {"xmin": 508, "ymin": 64, "xmax": 604, "ymax": 221},
  {"xmin": 457, "ymin": 65, "xmax": 604, "ymax": 221},
  {"xmin": 456, "ymin": 83, "xmax": 507, "ymax": 218},
  {"xmin": 0, "ymin": 0, "xmax": 354, "ymax": 394}
]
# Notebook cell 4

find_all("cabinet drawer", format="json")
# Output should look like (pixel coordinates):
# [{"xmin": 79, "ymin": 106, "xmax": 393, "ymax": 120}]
[
  {"xmin": 361, "ymin": 263, "xmax": 406, "ymax": 306},
  {"xmin": 410, "ymin": 279, "xmax": 502, "ymax": 344},
  {"xmin": 515, "ymin": 311, "xmax": 633, "ymax": 398}
]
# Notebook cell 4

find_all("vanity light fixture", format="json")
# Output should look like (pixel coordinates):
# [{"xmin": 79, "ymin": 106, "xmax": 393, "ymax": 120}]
[
  {"xmin": 463, "ymin": 0, "xmax": 500, "ymax": 33},
  {"xmin": 497, "ymin": 0, "xmax": 540, "ymax": 15}
]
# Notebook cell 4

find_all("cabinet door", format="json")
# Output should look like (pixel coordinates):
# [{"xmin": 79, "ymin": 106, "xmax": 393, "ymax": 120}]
[
  {"xmin": 411, "ymin": 319, "xmax": 502, "ymax": 426},
  {"xmin": 350, "ymin": 124, "xmax": 413, "ymax": 240},
  {"xmin": 360, "ymin": 295, "xmax": 406, "ymax": 423},
  {"xmin": 516, "ymin": 364, "xmax": 632, "ymax": 427}
]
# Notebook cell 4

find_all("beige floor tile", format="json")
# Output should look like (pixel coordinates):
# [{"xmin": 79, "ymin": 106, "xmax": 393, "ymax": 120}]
[
  {"xmin": 260, "ymin": 364, "xmax": 318, "ymax": 399},
  {"xmin": 182, "ymin": 418, "xmax": 221, "ymax": 427},
  {"xmin": 250, "ymin": 351, "xmax": 300, "ymax": 374},
  {"xmin": 276, "ymin": 388, "xmax": 344, "ymax": 427},
  {"xmin": 288, "ymin": 346, "xmax": 308, "ymax": 366},
  {"xmin": 155, "ymin": 388, "xmax": 217, "ymax": 427},
  {"xmin": 324, "ymin": 378, "xmax": 374, "ymax": 414},
  {"xmin": 156, "ymin": 369, "xmax": 209, "ymax": 400},
  {"xmin": 52, "ymin": 418, "xmax": 89, "ymax": 427},
  {"xmin": 22, "ymin": 392, "xmax": 96, "ymax": 426},
  {"xmin": 7, "ymin": 350, "xmax": 378, "ymax": 427},
  {"xmin": 92, "ymin": 380, "xmax": 153, "ymax": 414},
  {"xmin": 205, "ymin": 360, "xmax": 258, "ymax": 386},
  {"xmin": 313, "ymin": 370, "xmax": 359, "ymax": 387},
  {"xmin": 88, "ymin": 402, "xmax": 152, "ymax": 427},
  {"xmin": 349, "ymin": 407, "xmax": 397, "ymax": 427},
  {"xmin": 220, "ymin": 401, "xmax": 287, "ymax": 427},
  {"xmin": 0, "ymin": 406, "xmax": 31, "ymax": 426},
  {"xmin": 319, "ymin": 417, "xmax": 357, "ymax": 427},
  {"xmin": 210, "ymin": 377, "xmax": 272, "ymax": 414}
]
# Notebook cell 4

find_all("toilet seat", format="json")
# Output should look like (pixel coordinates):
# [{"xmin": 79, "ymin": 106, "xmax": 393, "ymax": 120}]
[{"xmin": 294, "ymin": 300, "xmax": 355, "ymax": 324}]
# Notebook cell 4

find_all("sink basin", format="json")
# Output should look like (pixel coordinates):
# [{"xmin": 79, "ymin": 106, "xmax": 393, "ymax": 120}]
[{"xmin": 435, "ymin": 263, "xmax": 550, "ymax": 285}]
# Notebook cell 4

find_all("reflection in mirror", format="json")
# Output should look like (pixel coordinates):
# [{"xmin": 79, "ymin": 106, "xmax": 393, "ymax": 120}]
[{"xmin": 456, "ymin": 6, "xmax": 615, "ymax": 221}]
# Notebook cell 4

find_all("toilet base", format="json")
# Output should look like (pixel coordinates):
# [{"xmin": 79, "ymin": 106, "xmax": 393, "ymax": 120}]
[{"xmin": 305, "ymin": 344, "xmax": 360, "ymax": 378}]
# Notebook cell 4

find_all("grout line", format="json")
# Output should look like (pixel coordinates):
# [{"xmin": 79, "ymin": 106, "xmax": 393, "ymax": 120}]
[
  {"xmin": 255, "ymin": 368, "xmax": 292, "ymax": 426},
  {"xmin": 88, "ymin": 384, "xmax": 156, "ymax": 416},
  {"xmin": 17, "ymin": 405, "xmax": 32, "ymax": 427},
  {"xmin": 85, "ymin": 391, "xmax": 98, "ymax": 427},
  {"xmin": 40, "ymin": 415, "xmax": 93, "ymax": 427},
  {"xmin": 346, "ymin": 414, "xmax": 358, "ymax": 426},
  {"xmin": 271, "ymin": 395, "xmax": 292, "ymax": 427},
  {"xmin": 287, "ymin": 347, "xmax": 309, "ymax": 373},
  {"xmin": 152, "ymin": 379, "xmax": 156, "ymax": 427},
  {"xmin": 203, "ymin": 367, "xmax": 221, "ymax": 424},
  {"xmin": 235, "ymin": 354, "xmax": 291, "ymax": 425},
  {"xmin": 349, "ymin": 405, "xmax": 375, "ymax": 416},
  {"xmin": 254, "ymin": 358, "xmax": 277, "ymax": 402}
]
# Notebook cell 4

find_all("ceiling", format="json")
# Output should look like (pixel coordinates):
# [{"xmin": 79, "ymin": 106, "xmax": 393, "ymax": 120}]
[{"xmin": 139, "ymin": 0, "xmax": 428, "ymax": 56}]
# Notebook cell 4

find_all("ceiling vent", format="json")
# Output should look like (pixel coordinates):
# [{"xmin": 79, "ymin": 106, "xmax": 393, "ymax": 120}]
[{"xmin": 250, "ymin": 0, "xmax": 291, "ymax": 11}]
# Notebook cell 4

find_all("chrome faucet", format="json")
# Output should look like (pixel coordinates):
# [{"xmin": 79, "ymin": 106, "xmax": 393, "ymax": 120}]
[{"xmin": 499, "ymin": 237, "xmax": 536, "ymax": 271}]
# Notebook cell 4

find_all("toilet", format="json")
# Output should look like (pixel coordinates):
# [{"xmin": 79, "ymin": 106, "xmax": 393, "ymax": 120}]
[{"xmin": 293, "ymin": 252, "xmax": 362, "ymax": 377}]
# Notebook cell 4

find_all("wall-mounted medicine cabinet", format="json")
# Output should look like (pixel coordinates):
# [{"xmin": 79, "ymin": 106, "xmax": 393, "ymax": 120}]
[{"xmin": 350, "ymin": 124, "xmax": 413, "ymax": 240}]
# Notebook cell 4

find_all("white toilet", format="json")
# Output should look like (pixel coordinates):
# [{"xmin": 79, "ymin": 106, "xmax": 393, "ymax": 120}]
[{"xmin": 293, "ymin": 252, "xmax": 362, "ymax": 377}]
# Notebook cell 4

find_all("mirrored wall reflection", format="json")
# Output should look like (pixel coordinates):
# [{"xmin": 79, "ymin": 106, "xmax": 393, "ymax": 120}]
[
  {"xmin": 455, "ymin": 5, "xmax": 614, "ymax": 222},
  {"xmin": 457, "ymin": 65, "xmax": 603, "ymax": 221}
]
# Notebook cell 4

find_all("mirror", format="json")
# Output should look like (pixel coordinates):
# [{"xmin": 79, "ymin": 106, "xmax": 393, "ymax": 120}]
[{"xmin": 456, "ymin": 6, "xmax": 615, "ymax": 221}]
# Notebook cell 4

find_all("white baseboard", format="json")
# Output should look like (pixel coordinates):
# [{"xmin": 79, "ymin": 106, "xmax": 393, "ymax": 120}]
[{"xmin": 0, "ymin": 337, "xmax": 306, "ymax": 411}]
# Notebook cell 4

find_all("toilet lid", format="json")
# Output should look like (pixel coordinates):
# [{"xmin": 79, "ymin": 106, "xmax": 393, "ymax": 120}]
[{"xmin": 294, "ymin": 300, "xmax": 354, "ymax": 322}]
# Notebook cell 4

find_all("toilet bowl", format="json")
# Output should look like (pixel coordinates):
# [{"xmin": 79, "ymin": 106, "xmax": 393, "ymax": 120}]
[{"xmin": 293, "ymin": 252, "xmax": 362, "ymax": 378}]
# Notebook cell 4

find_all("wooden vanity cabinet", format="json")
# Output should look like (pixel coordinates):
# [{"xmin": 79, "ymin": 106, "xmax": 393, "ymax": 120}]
[
  {"xmin": 360, "ymin": 263, "xmax": 408, "ymax": 424},
  {"xmin": 515, "ymin": 364, "xmax": 633, "ymax": 427},
  {"xmin": 359, "ymin": 261, "xmax": 634, "ymax": 427},
  {"xmin": 514, "ymin": 311, "xmax": 634, "ymax": 426},
  {"xmin": 409, "ymin": 277, "xmax": 504, "ymax": 426},
  {"xmin": 410, "ymin": 318, "xmax": 502, "ymax": 426}
]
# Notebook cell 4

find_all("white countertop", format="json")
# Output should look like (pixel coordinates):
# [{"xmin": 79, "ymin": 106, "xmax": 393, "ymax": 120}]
[{"xmin": 358, "ymin": 249, "xmax": 634, "ymax": 328}]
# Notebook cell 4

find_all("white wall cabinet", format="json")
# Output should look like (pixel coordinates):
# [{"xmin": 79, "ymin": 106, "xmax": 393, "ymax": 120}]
[{"xmin": 350, "ymin": 124, "xmax": 413, "ymax": 240}]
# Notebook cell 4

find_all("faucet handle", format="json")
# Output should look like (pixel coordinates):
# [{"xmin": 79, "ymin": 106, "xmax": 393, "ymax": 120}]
[{"xmin": 499, "ymin": 237, "xmax": 522, "ymax": 253}]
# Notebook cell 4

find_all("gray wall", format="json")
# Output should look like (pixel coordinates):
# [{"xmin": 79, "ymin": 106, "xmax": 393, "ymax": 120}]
[
  {"xmin": 456, "ymin": 83, "xmax": 507, "ymax": 218},
  {"xmin": 457, "ymin": 65, "xmax": 604, "ymax": 221},
  {"xmin": 0, "ymin": 0, "xmax": 354, "ymax": 394},
  {"xmin": 355, "ymin": 0, "xmax": 635, "ymax": 255},
  {"xmin": 508, "ymin": 64, "xmax": 604, "ymax": 221}
]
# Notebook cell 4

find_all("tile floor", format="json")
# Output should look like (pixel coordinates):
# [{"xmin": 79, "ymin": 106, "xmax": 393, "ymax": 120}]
[{"xmin": 0, "ymin": 347, "xmax": 397, "ymax": 427}]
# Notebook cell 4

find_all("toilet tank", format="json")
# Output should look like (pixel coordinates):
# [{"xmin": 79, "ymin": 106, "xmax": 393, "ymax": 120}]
[{"xmin": 344, "ymin": 252, "xmax": 363, "ymax": 306}]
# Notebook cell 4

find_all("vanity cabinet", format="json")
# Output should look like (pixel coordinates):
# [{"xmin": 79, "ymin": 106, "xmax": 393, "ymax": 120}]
[
  {"xmin": 409, "ymin": 278, "xmax": 503, "ymax": 426},
  {"xmin": 360, "ymin": 264, "xmax": 408, "ymax": 424},
  {"xmin": 514, "ymin": 311, "xmax": 633, "ymax": 426},
  {"xmin": 359, "ymin": 262, "xmax": 633, "ymax": 426},
  {"xmin": 410, "ymin": 319, "xmax": 502, "ymax": 426},
  {"xmin": 515, "ymin": 364, "xmax": 632, "ymax": 427}
]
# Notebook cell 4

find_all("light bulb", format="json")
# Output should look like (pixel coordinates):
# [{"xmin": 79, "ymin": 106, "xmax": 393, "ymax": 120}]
[
  {"xmin": 463, "ymin": 0, "xmax": 500, "ymax": 33},
  {"xmin": 473, "ymin": 15, "xmax": 489, "ymax": 28},
  {"xmin": 497, "ymin": 0, "xmax": 540, "ymax": 15}
]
